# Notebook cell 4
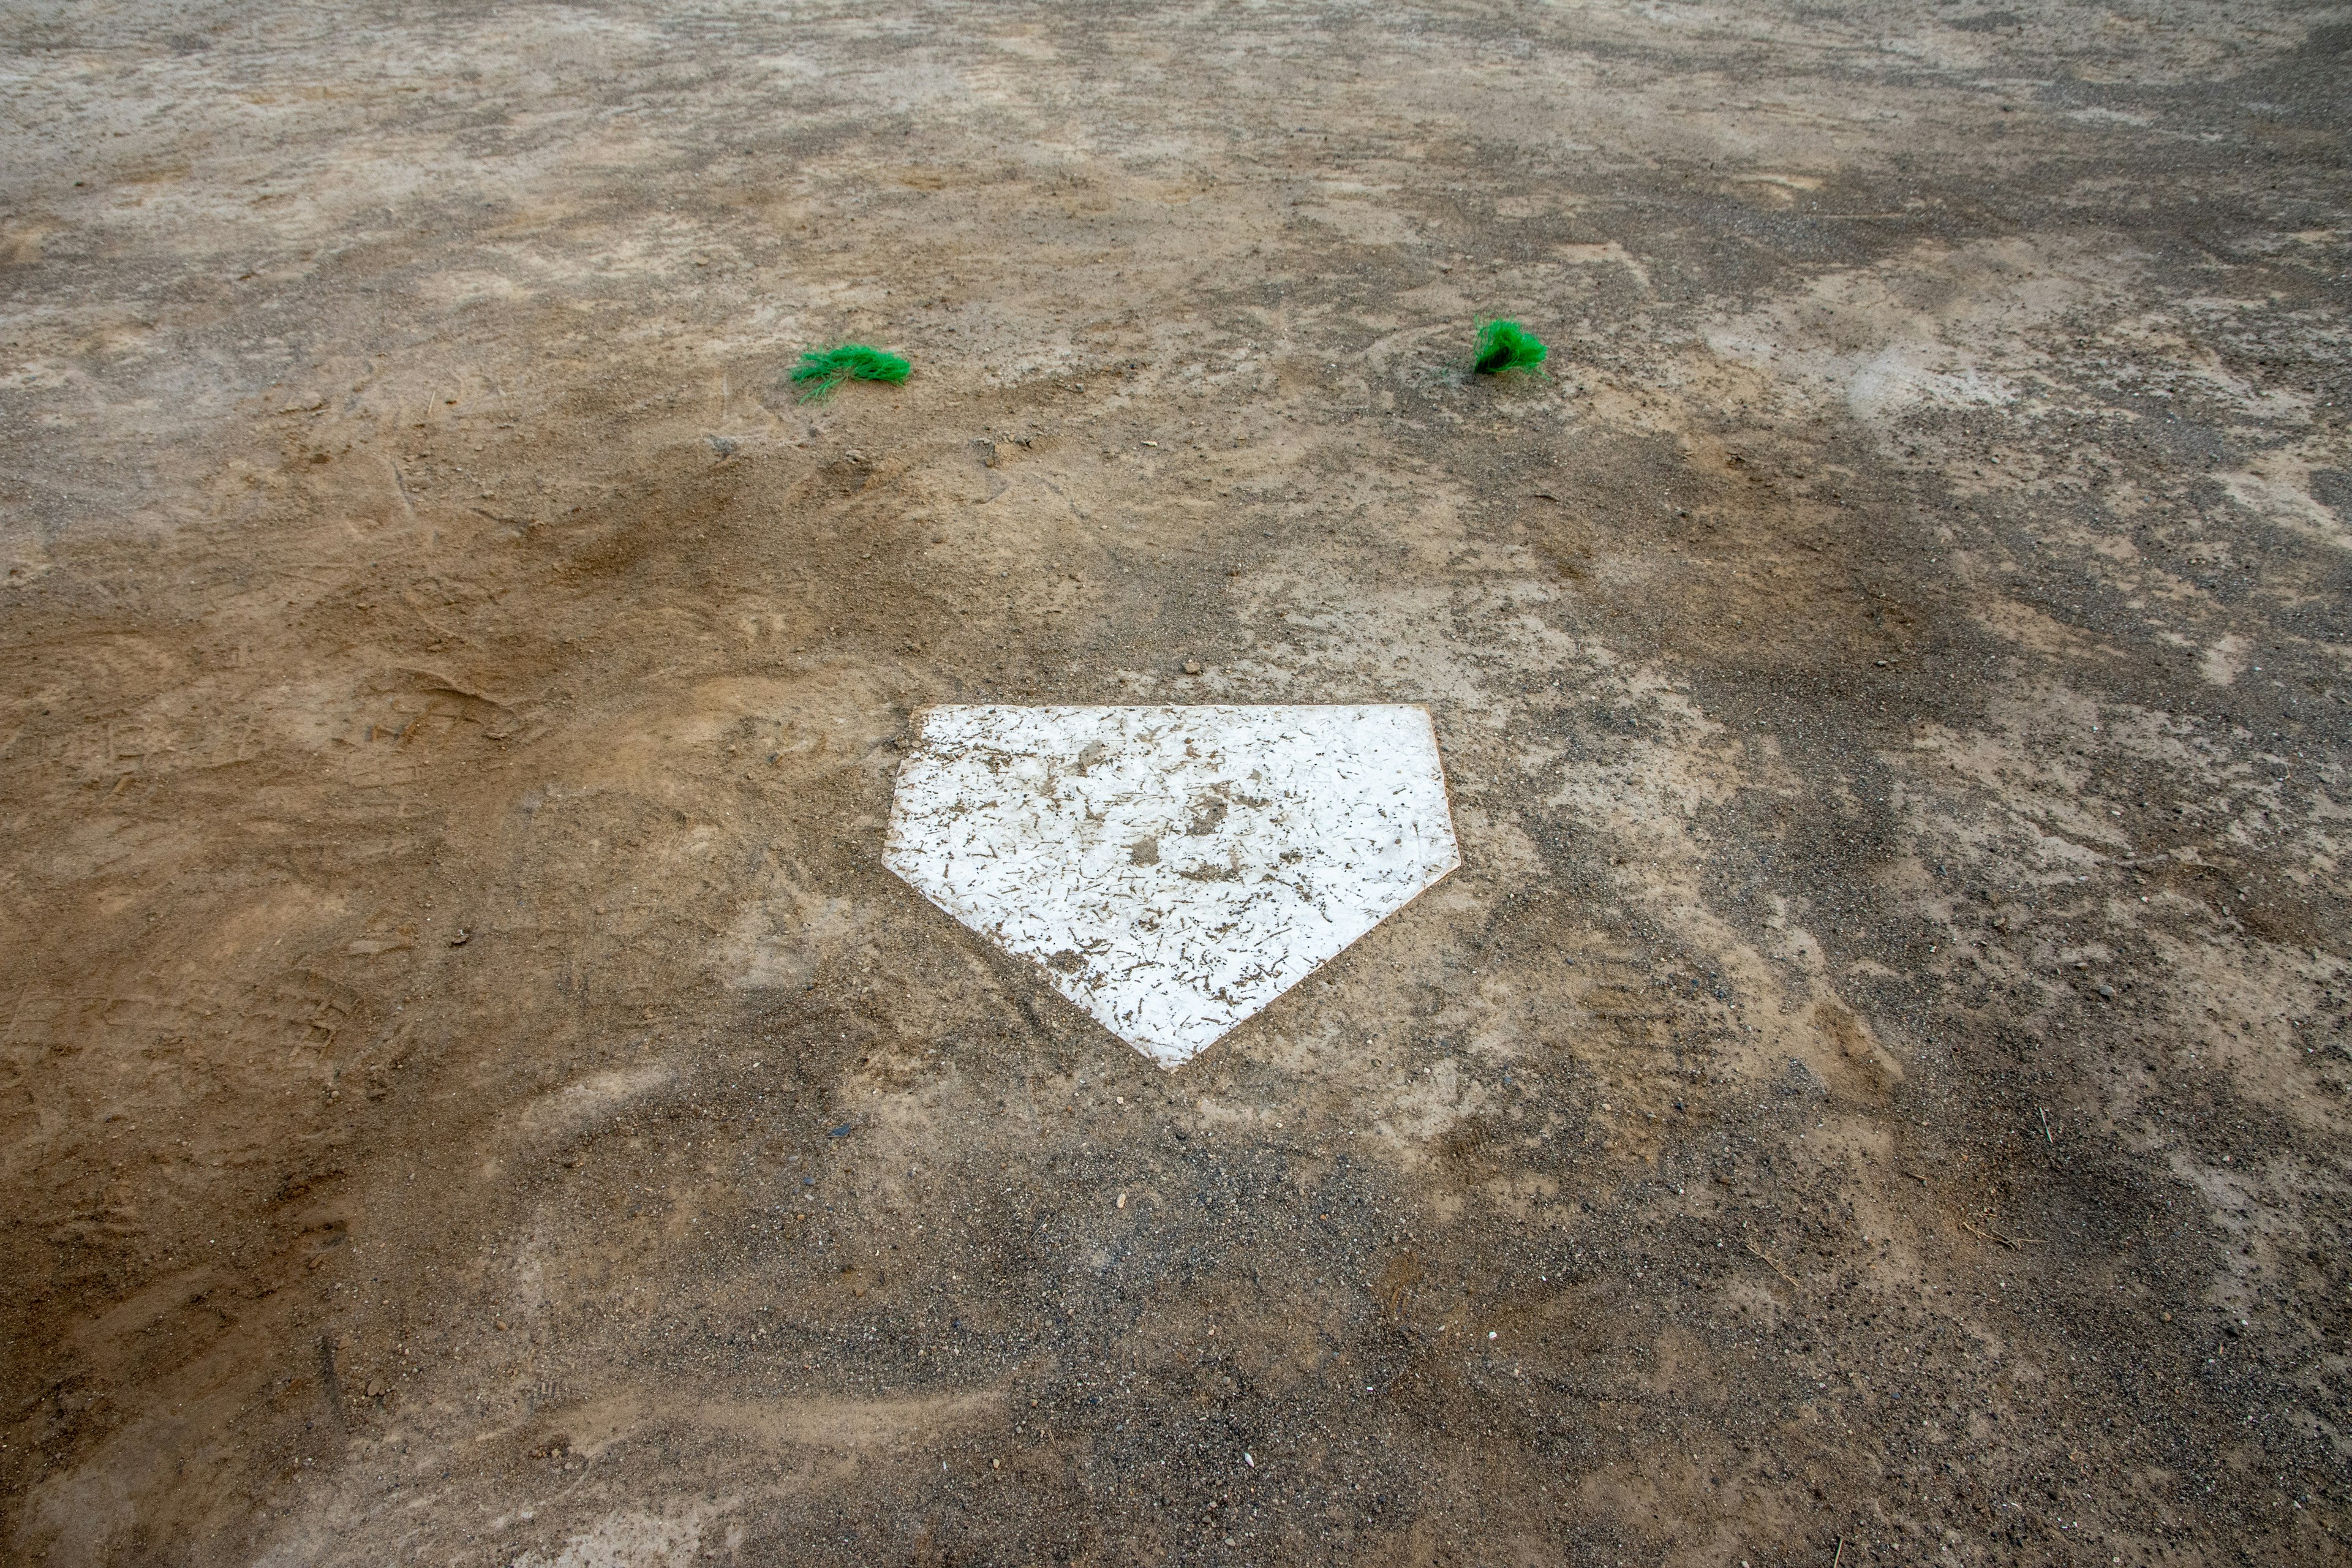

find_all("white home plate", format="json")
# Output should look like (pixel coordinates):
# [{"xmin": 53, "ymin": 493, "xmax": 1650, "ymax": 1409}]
[{"xmin": 884, "ymin": 705, "xmax": 1459, "ymax": 1066}]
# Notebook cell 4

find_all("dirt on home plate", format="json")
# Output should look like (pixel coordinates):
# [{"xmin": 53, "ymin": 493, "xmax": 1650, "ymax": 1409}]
[{"xmin": 4, "ymin": 4, "xmax": 2349, "ymax": 1566}]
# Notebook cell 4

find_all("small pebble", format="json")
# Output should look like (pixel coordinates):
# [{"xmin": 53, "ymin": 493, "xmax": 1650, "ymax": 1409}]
[{"xmin": 1183, "ymin": 660, "xmax": 1202, "ymax": 676}]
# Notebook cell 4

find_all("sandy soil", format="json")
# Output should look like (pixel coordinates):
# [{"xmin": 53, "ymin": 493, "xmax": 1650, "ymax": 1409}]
[{"xmin": 3, "ymin": 3, "xmax": 2349, "ymax": 1564}]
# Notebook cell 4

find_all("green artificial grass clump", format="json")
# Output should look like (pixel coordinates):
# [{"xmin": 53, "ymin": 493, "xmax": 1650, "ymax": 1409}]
[
  {"xmin": 790, "ymin": 344, "xmax": 911, "ymax": 401},
  {"xmin": 1472, "ymin": 319, "xmax": 1548, "ymax": 377}
]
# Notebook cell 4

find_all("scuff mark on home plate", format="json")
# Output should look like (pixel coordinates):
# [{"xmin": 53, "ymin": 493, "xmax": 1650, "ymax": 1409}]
[{"xmin": 884, "ymin": 705, "xmax": 1460, "ymax": 1066}]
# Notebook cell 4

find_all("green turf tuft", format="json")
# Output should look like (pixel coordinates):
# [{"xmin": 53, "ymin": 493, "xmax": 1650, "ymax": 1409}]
[
  {"xmin": 1472, "ymin": 319, "xmax": 1548, "ymax": 376},
  {"xmin": 790, "ymin": 344, "xmax": 912, "ymax": 401}
]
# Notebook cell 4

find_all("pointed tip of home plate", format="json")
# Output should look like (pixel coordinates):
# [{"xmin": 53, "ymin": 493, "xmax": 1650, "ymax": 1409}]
[{"xmin": 884, "ymin": 704, "xmax": 1459, "ymax": 1068}]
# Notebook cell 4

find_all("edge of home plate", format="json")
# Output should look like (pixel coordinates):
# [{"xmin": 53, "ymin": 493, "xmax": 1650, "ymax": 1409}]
[{"xmin": 883, "ymin": 704, "xmax": 1460, "ymax": 1067}]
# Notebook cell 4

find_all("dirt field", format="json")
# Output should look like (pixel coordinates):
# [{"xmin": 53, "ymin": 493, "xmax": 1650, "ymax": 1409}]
[{"xmin": 3, "ymin": 3, "xmax": 2348, "ymax": 1564}]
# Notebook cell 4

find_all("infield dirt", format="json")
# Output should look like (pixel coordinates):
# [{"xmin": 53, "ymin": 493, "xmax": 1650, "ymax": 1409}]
[{"xmin": 2, "ymin": 5, "xmax": 2349, "ymax": 1565}]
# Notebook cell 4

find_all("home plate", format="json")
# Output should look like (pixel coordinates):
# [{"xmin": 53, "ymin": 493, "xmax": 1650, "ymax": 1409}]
[{"xmin": 884, "ymin": 705, "xmax": 1460, "ymax": 1066}]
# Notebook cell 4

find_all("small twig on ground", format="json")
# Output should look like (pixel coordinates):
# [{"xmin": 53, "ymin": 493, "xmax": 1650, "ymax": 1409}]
[
  {"xmin": 1832, "ymin": 1537, "xmax": 1845, "ymax": 1568},
  {"xmin": 1959, "ymin": 1217, "xmax": 2022, "ymax": 1251},
  {"xmin": 2040, "ymin": 1107, "xmax": 2056, "ymax": 1146},
  {"xmin": 1747, "ymin": 1242, "xmax": 1800, "ymax": 1289}
]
